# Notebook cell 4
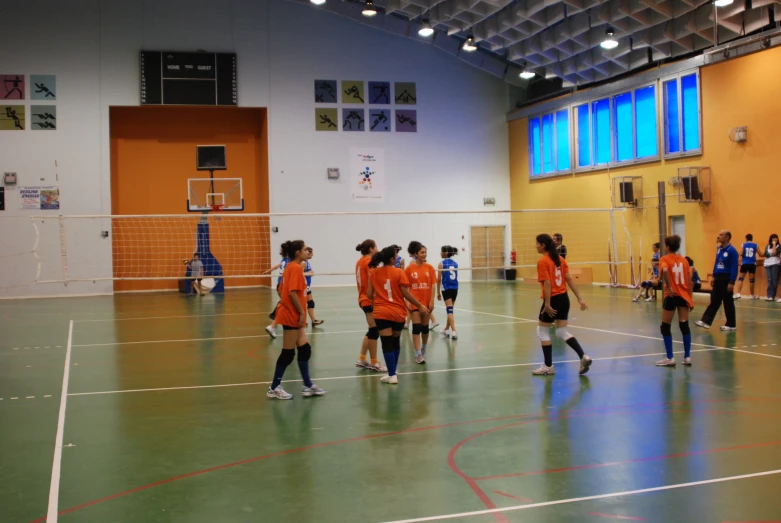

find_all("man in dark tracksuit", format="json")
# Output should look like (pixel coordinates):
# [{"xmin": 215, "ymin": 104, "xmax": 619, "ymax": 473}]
[{"xmin": 696, "ymin": 230, "xmax": 739, "ymax": 331}]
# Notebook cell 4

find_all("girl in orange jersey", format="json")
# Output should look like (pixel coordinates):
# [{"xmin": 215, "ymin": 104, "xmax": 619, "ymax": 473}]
[
  {"xmin": 267, "ymin": 240, "xmax": 326, "ymax": 400},
  {"xmin": 532, "ymin": 234, "xmax": 592, "ymax": 377},
  {"xmin": 355, "ymin": 240, "xmax": 386, "ymax": 372},
  {"xmin": 405, "ymin": 241, "xmax": 437, "ymax": 364},
  {"xmin": 656, "ymin": 235, "xmax": 694, "ymax": 367},
  {"xmin": 367, "ymin": 246, "xmax": 429, "ymax": 384}
]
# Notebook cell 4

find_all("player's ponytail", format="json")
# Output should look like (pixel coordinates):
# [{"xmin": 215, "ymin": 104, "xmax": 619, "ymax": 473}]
[
  {"xmin": 408, "ymin": 241, "xmax": 424, "ymax": 257},
  {"xmin": 536, "ymin": 233, "xmax": 560, "ymax": 267},
  {"xmin": 282, "ymin": 240, "xmax": 306, "ymax": 261},
  {"xmin": 279, "ymin": 243, "xmax": 287, "ymax": 257},
  {"xmin": 356, "ymin": 239, "xmax": 376, "ymax": 256},
  {"xmin": 441, "ymin": 245, "xmax": 457, "ymax": 258},
  {"xmin": 369, "ymin": 246, "xmax": 396, "ymax": 268}
]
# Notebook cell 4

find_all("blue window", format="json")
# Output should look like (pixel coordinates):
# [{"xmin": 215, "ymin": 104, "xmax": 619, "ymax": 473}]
[
  {"xmin": 664, "ymin": 79, "xmax": 680, "ymax": 154},
  {"xmin": 541, "ymin": 113, "xmax": 554, "ymax": 173},
  {"xmin": 556, "ymin": 109, "xmax": 570, "ymax": 171},
  {"xmin": 529, "ymin": 117, "xmax": 541, "ymax": 175},
  {"xmin": 576, "ymin": 104, "xmax": 590, "ymax": 167},
  {"xmin": 592, "ymin": 98, "xmax": 610, "ymax": 165},
  {"xmin": 612, "ymin": 92, "xmax": 633, "ymax": 162},
  {"xmin": 681, "ymin": 74, "xmax": 700, "ymax": 152},
  {"xmin": 635, "ymin": 85, "xmax": 657, "ymax": 158}
]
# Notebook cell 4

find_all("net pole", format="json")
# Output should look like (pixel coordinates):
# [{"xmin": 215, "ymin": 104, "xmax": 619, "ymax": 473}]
[
  {"xmin": 58, "ymin": 215, "xmax": 69, "ymax": 286},
  {"xmin": 657, "ymin": 181, "xmax": 667, "ymax": 250},
  {"xmin": 610, "ymin": 209, "xmax": 619, "ymax": 286}
]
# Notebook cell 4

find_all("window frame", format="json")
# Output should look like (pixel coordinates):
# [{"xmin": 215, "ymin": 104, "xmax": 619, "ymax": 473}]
[
  {"xmin": 527, "ymin": 107, "xmax": 573, "ymax": 179},
  {"xmin": 661, "ymin": 69, "xmax": 702, "ymax": 159}
]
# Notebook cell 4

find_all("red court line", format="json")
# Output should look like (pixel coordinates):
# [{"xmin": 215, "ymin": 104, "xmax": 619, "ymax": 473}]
[
  {"xmin": 472, "ymin": 439, "xmax": 781, "ymax": 482},
  {"xmin": 588, "ymin": 512, "xmax": 646, "ymax": 521},
  {"xmin": 493, "ymin": 490, "xmax": 532, "ymax": 503}
]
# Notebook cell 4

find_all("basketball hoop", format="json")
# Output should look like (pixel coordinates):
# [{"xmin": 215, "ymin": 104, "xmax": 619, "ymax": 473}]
[{"xmin": 211, "ymin": 203, "xmax": 224, "ymax": 221}]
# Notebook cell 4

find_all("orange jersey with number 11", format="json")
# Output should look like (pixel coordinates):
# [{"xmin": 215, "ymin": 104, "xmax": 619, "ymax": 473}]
[
  {"xmin": 537, "ymin": 255, "xmax": 568, "ymax": 298},
  {"xmin": 659, "ymin": 254, "xmax": 693, "ymax": 308}
]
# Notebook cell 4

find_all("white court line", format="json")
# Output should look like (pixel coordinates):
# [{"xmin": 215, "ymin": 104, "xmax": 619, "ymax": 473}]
[
  {"xmin": 72, "ymin": 307, "xmax": 361, "ymax": 323},
  {"xmin": 376, "ymin": 469, "xmax": 781, "ymax": 523},
  {"xmin": 70, "ymin": 321, "xmax": 530, "ymax": 348},
  {"xmin": 46, "ymin": 320, "xmax": 73, "ymax": 523},
  {"xmin": 456, "ymin": 307, "xmax": 781, "ymax": 359},
  {"xmin": 66, "ymin": 346, "xmax": 717, "ymax": 397}
]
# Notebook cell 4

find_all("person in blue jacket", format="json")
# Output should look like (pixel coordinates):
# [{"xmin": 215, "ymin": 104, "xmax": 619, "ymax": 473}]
[{"xmin": 695, "ymin": 230, "xmax": 739, "ymax": 331}]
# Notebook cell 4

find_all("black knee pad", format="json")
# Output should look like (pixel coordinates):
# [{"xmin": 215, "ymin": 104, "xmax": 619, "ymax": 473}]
[
  {"xmin": 297, "ymin": 343, "xmax": 311, "ymax": 361},
  {"xmin": 660, "ymin": 322, "xmax": 672, "ymax": 337},
  {"xmin": 393, "ymin": 336, "xmax": 401, "ymax": 351},
  {"xmin": 738, "ymin": 276, "xmax": 744, "ymax": 282},
  {"xmin": 367, "ymin": 327, "xmax": 380, "ymax": 340},
  {"xmin": 412, "ymin": 323, "xmax": 423, "ymax": 335},
  {"xmin": 749, "ymin": 278, "xmax": 755, "ymax": 284},
  {"xmin": 277, "ymin": 349, "xmax": 295, "ymax": 366},
  {"xmin": 679, "ymin": 321, "xmax": 691, "ymax": 336},
  {"xmin": 307, "ymin": 300, "xmax": 315, "ymax": 309},
  {"xmin": 380, "ymin": 335, "xmax": 395, "ymax": 353},
  {"xmin": 421, "ymin": 325, "xmax": 430, "ymax": 335}
]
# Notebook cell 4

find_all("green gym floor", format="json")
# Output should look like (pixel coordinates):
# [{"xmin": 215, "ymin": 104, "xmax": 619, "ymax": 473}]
[{"xmin": 3, "ymin": 283, "xmax": 781, "ymax": 523}]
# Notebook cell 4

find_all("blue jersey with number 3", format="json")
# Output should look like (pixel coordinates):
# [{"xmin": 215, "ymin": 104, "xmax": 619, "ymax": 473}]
[
  {"xmin": 441, "ymin": 259, "xmax": 458, "ymax": 290},
  {"xmin": 742, "ymin": 242, "xmax": 758, "ymax": 265},
  {"xmin": 277, "ymin": 257, "xmax": 289, "ymax": 285},
  {"xmin": 305, "ymin": 260, "xmax": 312, "ymax": 287}
]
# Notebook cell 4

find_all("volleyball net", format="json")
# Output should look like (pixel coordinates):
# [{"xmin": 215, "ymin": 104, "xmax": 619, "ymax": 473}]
[{"xmin": 30, "ymin": 208, "xmax": 644, "ymax": 290}]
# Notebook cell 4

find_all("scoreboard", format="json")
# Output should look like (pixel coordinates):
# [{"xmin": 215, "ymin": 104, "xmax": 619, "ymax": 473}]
[{"xmin": 140, "ymin": 51, "xmax": 237, "ymax": 106}]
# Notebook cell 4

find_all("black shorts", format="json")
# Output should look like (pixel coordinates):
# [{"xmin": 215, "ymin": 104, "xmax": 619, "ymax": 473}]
[
  {"xmin": 281, "ymin": 325, "xmax": 300, "ymax": 331},
  {"xmin": 693, "ymin": 283, "xmax": 702, "ymax": 292},
  {"xmin": 375, "ymin": 319, "xmax": 405, "ymax": 332},
  {"xmin": 361, "ymin": 305, "xmax": 373, "ymax": 314},
  {"xmin": 740, "ymin": 264, "xmax": 756, "ymax": 275},
  {"xmin": 192, "ymin": 278, "xmax": 202, "ymax": 282},
  {"xmin": 442, "ymin": 289, "xmax": 458, "ymax": 303},
  {"xmin": 663, "ymin": 296, "xmax": 691, "ymax": 311},
  {"xmin": 539, "ymin": 293, "xmax": 569, "ymax": 323}
]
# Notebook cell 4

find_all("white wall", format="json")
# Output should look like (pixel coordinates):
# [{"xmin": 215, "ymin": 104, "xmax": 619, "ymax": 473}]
[{"xmin": 0, "ymin": 0, "xmax": 510, "ymax": 297}]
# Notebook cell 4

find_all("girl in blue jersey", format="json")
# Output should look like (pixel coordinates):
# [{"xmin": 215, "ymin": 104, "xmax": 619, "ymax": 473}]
[
  {"xmin": 392, "ymin": 245, "xmax": 405, "ymax": 270},
  {"xmin": 734, "ymin": 233, "xmax": 759, "ymax": 300},
  {"xmin": 633, "ymin": 242, "xmax": 661, "ymax": 302},
  {"xmin": 264, "ymin": 246, "xmax": 290, "ymax": 339},
  {"xmin": 301, "ymin": 247, "xmax": 324, "ymax": 327},
  {"xmin": 437, "ymin": 245, "xmax": 459, "ymax": 339}
]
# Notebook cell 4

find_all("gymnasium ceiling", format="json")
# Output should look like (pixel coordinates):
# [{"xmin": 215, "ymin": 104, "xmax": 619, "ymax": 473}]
[{"xmin": 295, "ymin": 0, "xmax": 781, "ymax": 88}]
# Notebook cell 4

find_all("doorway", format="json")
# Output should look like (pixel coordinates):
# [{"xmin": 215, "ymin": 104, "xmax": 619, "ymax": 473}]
[
  {"xmin": 670, "ymin": 216, "xmax": 686, "ymax": 255},
  {"xmin": 470, "ymin": 226, "xmax": 506, "ymax": 281}
]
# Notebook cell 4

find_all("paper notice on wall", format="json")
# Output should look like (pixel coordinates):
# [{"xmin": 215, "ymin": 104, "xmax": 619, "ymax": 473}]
[
  {"xmin": 350, "ymin": 148, "xmax": 385, "ymax": 203},
  {"xmin": 40, "ymin": 187, "xmax": 60, "ymax": 210},
  {"xmin": 20, "ymin": 187, "xmax": 41, "ymax": 209}
]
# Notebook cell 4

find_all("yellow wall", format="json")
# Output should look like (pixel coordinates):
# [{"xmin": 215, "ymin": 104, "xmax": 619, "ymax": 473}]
[{"xmin": 509, "ymin": 45, "xmax": 781, "ymax": 284}]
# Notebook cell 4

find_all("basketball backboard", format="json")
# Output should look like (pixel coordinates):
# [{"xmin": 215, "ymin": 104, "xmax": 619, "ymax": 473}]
[{"xmin": 187, "ymin": 177, "xmax": 244, "ymax": 212}]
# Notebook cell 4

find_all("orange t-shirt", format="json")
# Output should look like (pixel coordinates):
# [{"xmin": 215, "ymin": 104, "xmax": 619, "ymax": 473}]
[
  {"xmin": 369, "ymin": 265, "xmax": 410, "ymax": 322},
  {"xmin": 537, "ymin": 255, "xmax": 568, "ymax": 298},
  {"xmin": 276, "ymin": 261, "xmax": 307, "ymax": 327},
  {"xmin": 356, "ymin": 255, "xmax": 372, "ymax": 307},
  {"xmin": 405, "ymin": 263, "xmax": 437, "ymax": 311},
  {"xmin": 659, "ymin": 253, "xmax": 693, "ymax": 308}
]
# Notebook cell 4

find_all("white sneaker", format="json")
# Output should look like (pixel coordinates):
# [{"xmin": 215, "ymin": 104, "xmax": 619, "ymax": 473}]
[
  {"xmin": 265, "ymin": 326, "xmax": 277, "ymax": 338},
  {"xmin": 734, "ymin": 293, "xmax": 741, "ymax": 300},
  {"xmin": 683, "ymin": 357, "xmax": 692, "ymax": 366},
  {"xmin": 429, "ymin": 321, "xmax": 440, "ymax": 330},
  {"xmin": 720, "ymin": 326, "xmax": 737, "ymax": 331},
  {"xmin": 752, "ymin": 295, "xmax": 760, "ymax": 300},
  {"xmin": 415, "ymin": 354, "xmax": 425, "ymax": 364},
  {"xmin": 267, "ymin": 386, "xmax": 293, "ymax": 400},
  {"xmin": 355, "ymin": 358, "xmax": 372, "ymax": 369},
  {"xmin": 441, "ymin": 328, "xmax": 451, "ymax": 336},
  {"xmin": 579, "ymin": 355, "xmax": 592, "ymax": 375},
  {"xmin": 302, "ymin": 384, "xmax": 326, "ymax": 397},
  {"xmin": 449, "ymin": 331, "xmax": 458, "ymax": 340},
  {"xmin": 380, "ymin": 374, "xmax": 398, "ymax": 384},
  {"xmin": 532, "ymin": 364, "xmax": 555, "ymax": 376},
  {"xmin": 694, "ymin": 320, "xmax": 710, "ymax": 329},
  {"xmin": 776, "ymin": 298, "xmax": 781, "ymax": 303},
  {"xmin": 655, "ymin": 358, "xmax": 676, "ymax": 367},
  {"xmin": 370, "ymin": 361, "xmax": 387, "ymax": 372},
  {"xmin": 632, "ymin": 296, "xmax": 641, "ymax": 302},
  {"xmin": 645, "ymin": 296, "xmax": 655, "ymax": 302},
  {"xmin": 766, "ymin": 297, "xmax": 774, "ymax": 301}
]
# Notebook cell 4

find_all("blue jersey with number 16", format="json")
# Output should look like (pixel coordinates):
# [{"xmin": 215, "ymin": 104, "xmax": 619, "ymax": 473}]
[
  {"xmin": 742, "ymin": 242, "xmax": 758, "ymax": 265},
  {"xmin": 441, "ymin": 259, "xmax": 458, "ymax": 290}
]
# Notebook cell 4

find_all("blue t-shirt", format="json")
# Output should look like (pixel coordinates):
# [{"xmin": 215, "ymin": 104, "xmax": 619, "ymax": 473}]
[
  {"xmin": 692, "ymin": 268, "xmax": 701, "ymax": 285},
  {"xmin": 741, "ymin": 242, "xmax": 758, "ymax": 265},
  {"xmin": 394, "ymin": 256, "xmax": 402, "ymax": 268},
  {"xmin": 441, "ymin": 258, "xmax": 459, "ymax": 290},
  {"xmin": 277, "ymin": 257, "xmax": 289, "ymax": 285},
  {"xmin": 304, "ymin": 260, "xmax": 312, "ymax": 287},
  {"xmin": 652, "ymin": 251, "xmax": 660, "ymax": 277}
]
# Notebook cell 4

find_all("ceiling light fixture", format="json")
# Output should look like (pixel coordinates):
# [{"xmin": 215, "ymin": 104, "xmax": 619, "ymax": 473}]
[
  {"xmin": 362, "ymin": 0, "xmax": 377, "ymax": 17},
  {"xmin": 418, "ymin": 18, "xmax": 434, "ymax": 37},
  {"xmin": 519, "ymin": 70, "xmax": 535, "ymax": 79},
  {"xmin": 310, "ymin": 0, "xmax": 326, "ymax": 5},
  {"xmin": 714, "ymin": 0, "xmax": 734, "ymax": 6},
  {"xmin": 463, "ymin": 35, "xmax": 477, "ymax": 52},
  {"xmin": 601, "ymin": 27, "xmax": 619, "ymax": 49}
]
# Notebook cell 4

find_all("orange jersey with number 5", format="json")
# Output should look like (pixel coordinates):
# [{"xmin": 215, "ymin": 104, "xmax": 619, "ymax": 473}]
[
  {"xmin": 659, "ymin": 254, "xmax": 693, "ymax": 308},
  {"xmin": 537, "ymin": 255, "xmax": 568, "ymax": 298},
  {"xmin": 405, "ymin": 263, "xmax": 437, "ymax": 310},
  {"xmin": 369, "ymin": 265, "xmax": 410, "ymax": 322}
]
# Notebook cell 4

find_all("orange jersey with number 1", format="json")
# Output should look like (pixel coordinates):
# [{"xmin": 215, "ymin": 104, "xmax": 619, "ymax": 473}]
[
  {"xmin": 537, "ymin": 255, "xmax": 568, "ymax": 298},
  {"xmin": 369, "ymin": 265, "xmax": 410, "ymax": 322},
  {"xmin": 659, "ymin": 254, "xmax": 693, "ymax": 308}
]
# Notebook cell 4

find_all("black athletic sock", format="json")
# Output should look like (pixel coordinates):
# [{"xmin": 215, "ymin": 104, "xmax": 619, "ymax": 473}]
[
  {"xmin": 566, "ymin": 337, "xmax": 585, "ymax": 358},
  {"xmin": 542, "ymin": 344, "xmax": 553, "ymax": 367}
]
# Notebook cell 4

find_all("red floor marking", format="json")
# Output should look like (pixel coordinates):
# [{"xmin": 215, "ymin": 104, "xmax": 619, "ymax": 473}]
[
  {"xmin": 588, "ymin": 512, "xmax": 646, "ymax": 521},
  {"xmin": 472, "ymin": 439, "xmax": 781, "ymax": 482},
  {"xmin": 493, "ymin": 490, "xmax": 532, "ymax": 503}
]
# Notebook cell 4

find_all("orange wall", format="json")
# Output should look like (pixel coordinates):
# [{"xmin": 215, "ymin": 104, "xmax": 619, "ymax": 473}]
[
  {"xmin": 110, "ymin": 106, "xmax": 270, "ymax": 292},
  {"xmin": 509, "ymin": 45, "xmax": 781, "ymax": 284}
]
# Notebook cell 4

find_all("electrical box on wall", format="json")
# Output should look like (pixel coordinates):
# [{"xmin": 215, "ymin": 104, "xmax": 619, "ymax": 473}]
[
  {"xmin": 729, "ymin": 126, "xmax": 747, "ymax": 143},
  {"xmin": 327, "ymin": 168, "xmax": 340, "ymax": 180},
  {"xmin": 4, "ymin": 172, "xmax": 17, "ymax": 186}
]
